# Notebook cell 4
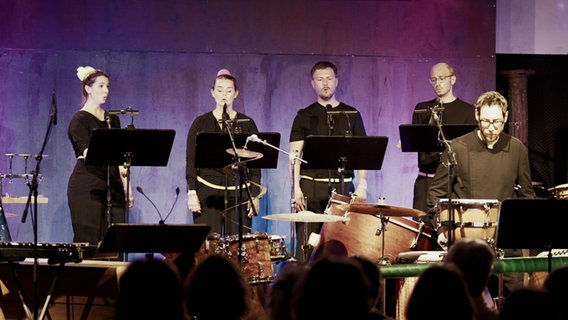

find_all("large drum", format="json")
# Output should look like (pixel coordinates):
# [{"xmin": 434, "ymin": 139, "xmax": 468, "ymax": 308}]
[
  {"xmin": 225, "ymin": 233, "xmax": 274, "ymax": 284},
  {"xmin": 314, "ymin": 192, "xmax": 433, "ymax": 263},
  {"xmin": 437, "ymin": 199, "xmax": 499, "ymax": 246}
]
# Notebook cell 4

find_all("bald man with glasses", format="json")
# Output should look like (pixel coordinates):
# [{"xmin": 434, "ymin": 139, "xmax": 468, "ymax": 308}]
[{"xmin": 411, "ymin": 62, "xmax": 477, "ymax": 228}]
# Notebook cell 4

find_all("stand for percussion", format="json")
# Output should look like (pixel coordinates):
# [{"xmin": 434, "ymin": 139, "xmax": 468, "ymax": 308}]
[
  {"xmin": 399, "ymin": 122, "xmax": 475, "ymax": 249},
  {"xmin": 301, "ymin": 135, "xmax": 388, "ymax": 261},
  {"xmin": 86, "ymin": 128, "xmax": 175, "ymax": 235},
  {"xmin": 195, "ymin": 132, "xmax": 280, "ymax": 263}
]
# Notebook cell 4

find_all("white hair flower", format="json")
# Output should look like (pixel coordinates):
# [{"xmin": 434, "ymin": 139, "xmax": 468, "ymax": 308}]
[{"xmin": 76, "ymin": 66, "xmax": 97, "ymax": 81}]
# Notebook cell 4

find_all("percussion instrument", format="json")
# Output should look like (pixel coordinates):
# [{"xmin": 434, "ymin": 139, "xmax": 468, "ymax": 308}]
[
  {"xmin": 262, "ymin": 211, "xmax": 349, "ymax": 223},
  {"xmin": 268, "ymin": 235, "xmax": 289, "ymax": 261},
  {"xmin": 225, "ymin": 233, "xmax": 274, "ymax": 284},
  {"xmin": 437, "ymin": 199, "xmax": 499, "ymax": 246},
  {"xmin": 549, "ymin": 183, "xmax": 568, "ymax": 199},
  {"xmin": 314, "ymin": 193, "xmax": 433, "ymax": 263}
]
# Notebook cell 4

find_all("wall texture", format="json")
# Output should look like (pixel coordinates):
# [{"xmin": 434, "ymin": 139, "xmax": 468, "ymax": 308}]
[{"xmin": 0, "ymin": 0, "xmax": 496, "ymax": 247}]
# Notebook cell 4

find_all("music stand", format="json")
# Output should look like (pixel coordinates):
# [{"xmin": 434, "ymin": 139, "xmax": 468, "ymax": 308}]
[
  {"xmin": 399, "ymin": 124, "xmax": 477, "ymax": 152},
  {"xmin": 195, "ymin": 132, "xmax": 280, "ymax": 169},
  {"xmin": 302, "ymin": 135, "xmax": 388, "ymax": 171},
  {"xmin": 85, "ymin": 128, "xmax": 175, "ymax": 228},
  {"xmin": 85, "ymin": 128, "xmax": 175, "ymax": 167},
  {"xmin": 496, "ymin": 198, "xmax": 568, "ymax": 272},
  {"xmin": 98, "ymin": 223, "xmax": 211, "ymax": 253}
]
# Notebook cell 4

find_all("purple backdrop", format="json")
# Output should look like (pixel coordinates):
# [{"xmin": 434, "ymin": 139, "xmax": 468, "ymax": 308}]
[{"xmin": 0, "ymin": 0, "xmax": 496, "ymax": 248}]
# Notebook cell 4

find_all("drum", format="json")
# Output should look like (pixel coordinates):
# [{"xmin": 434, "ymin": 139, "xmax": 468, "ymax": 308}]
[
  {"xmin": 549, "ymin": 183, "xmax": 568, "ymax": 199},
  {"xmin": 195, "ymin": 233, "xmax": 226, "ymax": 263},
  {"xmin": 437, "ymin": 199, "xmax": 499, "ymax": 246},
  {"xmin": 269, "ymin": 235, "xmax": 289, "ymax": 261},
  {"xmin": 226, "ymin": 233, "xmax": 274, "ymax": 283},
  {"xmin": 315, "ymin": 192, "xmax": 433, "ymax": 263}
]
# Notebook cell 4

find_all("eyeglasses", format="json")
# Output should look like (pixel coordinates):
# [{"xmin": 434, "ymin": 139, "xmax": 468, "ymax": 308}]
[
  {"xmin": 429, "ymin": 74, "xmax": 453, "ymax": 83},
  {"xmin": 480, "ymin": 119, "xmax": 505, "ymax": 128}
]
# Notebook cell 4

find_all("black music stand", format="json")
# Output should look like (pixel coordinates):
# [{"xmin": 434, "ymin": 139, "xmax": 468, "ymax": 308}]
[
  {"xmin": 399, "ymin": 124, "xmax": 477, "ymax": 152},
  {"xmin": 85, "ymin": 128, "xmax": 175, "ymax": 227},
  {"xmin": 302, "ymin": 135, "xmax": 388, "ymax": 171},
  {"xmin": 195, "ymin": 132, "xmax": 280, "ymax": 169},
  {"xmin": 98, "ymin": 223, "xmax": 211, "ymax": 254},
  {"xmin": 496, "ymin": 198, "xmax": 568, "ymax": 272},
  {"xmin": 85, "ymin": 128, "xmax": 175, "ymax": 167}
]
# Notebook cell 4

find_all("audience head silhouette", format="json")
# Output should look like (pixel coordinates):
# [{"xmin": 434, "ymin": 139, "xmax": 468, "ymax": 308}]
[
  {"xmin": 115, "ymin": 258, "xmax": 184, "ymax": 320},
  {"xmin": 292, "ymin": 257, "xmax": 370, "ymax": 320},
  {"xmin": 185, "ymin": 254, "xmax": 250, "ymax": 320},
  {"xmin": 406, "ymin": 263, "xmax": 474, "ymax": 320}
]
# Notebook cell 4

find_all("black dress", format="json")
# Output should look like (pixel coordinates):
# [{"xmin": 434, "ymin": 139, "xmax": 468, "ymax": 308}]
[
  {"xmin": 67, "ymin": 110, "xmax": 125, "ymax": 245},
  {"xmin": 186, "ymin": 111, "xmax": 260, "ymax": 236}
]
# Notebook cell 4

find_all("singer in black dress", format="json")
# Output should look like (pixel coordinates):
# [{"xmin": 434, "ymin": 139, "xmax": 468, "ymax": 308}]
[
  {"xmin": 67, "ymin": 67, "xmax": 131, "ymax": 245},
  {"xmin": 186, "ymin": 70, "xmax": 261, "ymax": 236}
]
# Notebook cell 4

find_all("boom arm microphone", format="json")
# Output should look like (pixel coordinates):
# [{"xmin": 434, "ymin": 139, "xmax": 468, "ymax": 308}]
[{"xmin": 136, "ymin": 186, "xmax": 164, "ymax": 223}]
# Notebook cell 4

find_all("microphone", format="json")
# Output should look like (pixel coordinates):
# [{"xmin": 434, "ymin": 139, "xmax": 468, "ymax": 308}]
[
  {"xmin": 162, "ymin": 187, "xmax": 180, "ymax": 225},
  {"xmin": 136, "ymin": 186, "xmax": 164, "ymax": 223},
  {"xmin": 51, "ymin": 92, "xmax": 57, "ymax": 125},
  {"xmin": 107, "ymin": 108, "xmax": 140, "ymax": 115},
  {"xmin": 244, "ymin": 134, "xmax": 259, "ymax": 149},
  {"xmin": 325, "ymin": 104, "xmax": 334, "ymax": 130},
  {"xmin": 221, "ymin": 103, "xmax": 230, "ymax": 133}
]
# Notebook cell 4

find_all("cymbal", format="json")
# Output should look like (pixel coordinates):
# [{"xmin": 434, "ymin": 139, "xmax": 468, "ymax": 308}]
[
  {"xmin": 226, "ymin": 148, "xmax": 263, "ymax": 159},
  {"xmin": 262, "ymin": 211, "xmax": 349, "ymax": 223},
  {"xmin": 3, "ymin": 213, "xmax": 17, "ymax": 218},
  {"xmin": 337, "ymin": 203, "xmax": 426, "ymax": 217}
]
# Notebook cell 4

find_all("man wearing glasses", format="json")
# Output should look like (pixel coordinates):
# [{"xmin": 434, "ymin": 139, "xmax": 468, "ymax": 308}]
[
  {"xmin": 427, "ymin": 90, "xmax": 535, "ymax": 206},
  {"xmin": 427, "ymin": 90, "xmax": 536, "ymax": 296},
  {"xmin": 411, "ymin": 62, "xmax": 477, "ymax": 228}
]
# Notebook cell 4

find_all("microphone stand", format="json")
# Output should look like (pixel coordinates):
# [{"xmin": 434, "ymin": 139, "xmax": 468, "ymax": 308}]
[
  {"xmin": 432, "ymin": 102, "xmax": 458, "ymax": 251},
  {"xmin": 20, "ymin": 103, "xmax": 56, "ymax": 320},
  {"xmin": 223, "ymin": 115, "xmax": 258, "ymax": 265},
  {"xmin": 247, "ymin": 136, "xmax": 306, "ymax": 259}
]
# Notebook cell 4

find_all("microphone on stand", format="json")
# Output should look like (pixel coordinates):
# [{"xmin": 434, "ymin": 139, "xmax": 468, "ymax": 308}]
[
  {"xmin": 325, "ymin": 104, "xmax": 334, "ymax": 131},
  {"xmin": 243, "ymin": 134, "xmax": 259, "ymax": 149},
  {"xmin": 162, "ymin": 187, "xmax": 180, "ymax": 224},
  {"xmin": 51, "ymin": 92, "xmax": 57, "ymax": 126},
  {"xmin": 136, "ymin": 186, "xmax": 164, "ymax": 224},
  {"xmin": 221, "ymin": 103, "xmax": 230, "ymax": 133}
]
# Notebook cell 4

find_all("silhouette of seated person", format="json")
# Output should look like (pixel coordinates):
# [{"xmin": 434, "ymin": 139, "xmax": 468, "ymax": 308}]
[
  {"xmin": 266, "ymin": 260, "xmax": 311, "ymax": 320},
  {"xmin": 350, "ymin": 255, "xmax": 394, "ymax": 320},
  {"xmin": 405, "ymin": 263, "xmax": 474, "ymax": 320},
  {"xmin": 444, "ymin": 238, "xmax": 498, "ymax": 320},
  {"xmin": 185, "ymin": 254, "xmax": 251, "ymax": 320},
  {"xmin": 543, "ymin": 265, "xmax": 568, "ymax": 320},
  {"xmin": 292, "ymin": 256, "xmax": 371, "ymax": 320},
  {"xmin": 497, "ymin": 287, "xmax": 561, "ymax": 320},
  {"xmin": 115, "ymin": 258, "xmax": 184, "ymax": 320}
]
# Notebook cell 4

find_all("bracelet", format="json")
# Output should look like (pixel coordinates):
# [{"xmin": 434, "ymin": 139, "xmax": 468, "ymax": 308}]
[{"xmin": 188, "ymin": 190, "xmax": 197, "ymax": 195}]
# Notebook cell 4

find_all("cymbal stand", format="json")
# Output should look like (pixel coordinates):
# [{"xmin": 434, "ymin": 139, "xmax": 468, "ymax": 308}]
[
  {"xmin": 433, "ymin": 106, "xmax": 458, "ymax": 250},
  {"xmin": 246, "ymin": 135, "xmax": 306, "ymax": 259},
  {"xmin": 376, "ymin": 200, "xmax": 391, "ymax": 266}
]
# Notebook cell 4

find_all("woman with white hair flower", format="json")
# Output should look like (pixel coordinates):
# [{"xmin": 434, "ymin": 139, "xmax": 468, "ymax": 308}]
[{"xmin": 67, "ymin": 66, "xmax": 133, "ymax": 246}]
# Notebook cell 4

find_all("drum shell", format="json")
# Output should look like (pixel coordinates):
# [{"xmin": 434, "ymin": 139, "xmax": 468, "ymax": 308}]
[
  {"xmin": 316, "ymin": 194, "xmax": 433, "ymax": 263},
  {"xmin": 438, "ymin": 200, "xmax": 499, "ymax": 243},
  {"xmin": 226, "ymin": 233, "xmax": 274, "ymax": 283}
]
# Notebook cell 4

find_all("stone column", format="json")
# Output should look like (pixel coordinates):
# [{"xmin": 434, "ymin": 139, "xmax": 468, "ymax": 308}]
[{"xmin": 499, "ymin": 69, "xmax": 534, "ymax": 146}]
